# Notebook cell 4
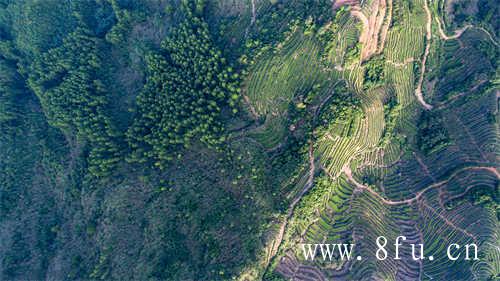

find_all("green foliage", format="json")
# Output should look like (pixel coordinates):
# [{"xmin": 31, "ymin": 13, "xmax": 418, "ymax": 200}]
[
  {"xmin": 105, "ymin": 0, "xmax": 133, "ymax": 44},
  {"xmin": 2, "ymin": 231, "xmax": 30, "ymax": 278},
  {"xmin": 10, "ymin": 0, "xmax": 76, "ymax": 56},
  {"xmin": 71, "ymin": 0, "xmax": 116, "ymax": 38},
  {"xmin": 295, "ymin": 176, "xmax": 332, "ymax": 218},
  {"xmin": 245, "ymin": 0, "xmax": 332, "ymax": 52},
  {"xmin": 345, "ymin": 42, "xmax": 361, "ymax": 65},
  {"xmin": 0, "ymin": 58, "xmax": 22, "ymax": 126},
  {"xmin": 28, "ymin": 28, "xmax": 122, "ymax": 177},
  {"xmin": 263, "ymin": 271, "xmax": 289, "ymax": 281},
  {"xmin": 450, "ymin": 0, "xmax": 498, "ymax": 35},
  {"xmin": 446, "ymin": 182, "xmax": 499, "ymax": 219},
  {"xmin": 126, "ymin": 141, "xmax": 275, "ymax": 280},
  {"xmin": 318, "ymin": 82, "xmax": 363, "ymax": 136},
  {"xmin": 431, "ymin": 30, "xmax": 497, "ymax": 102},
  {"xmin": 319, "ymin": 94, "xmax": 361, "ymax": 124},
  {"xmin": 127, "ymin": 13, "xmax": 240, "ymax": 169},
  {"xmin": 477, "ymin": 0, "xmax": 499, "ymax": 34},
  {"xmin": 317, "ymin": 6, "xmax": 358, "ymax": 65},
  {"xmin": 416, "ymin": 111, "xmax": 451, "ymax": 154},
  {"xmin": 363, "ymin": 56, "xmax": 385, "ymax": 89},
  {"xmin": 380, "ymin": 89, "xmax": 401, "ymax": 144}
]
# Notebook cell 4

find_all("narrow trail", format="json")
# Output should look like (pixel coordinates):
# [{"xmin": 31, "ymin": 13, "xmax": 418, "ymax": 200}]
[
  {"xmin": 361, "ymin": 0, "xmax": 383, "ymax": 60},
  {"xmin": 343, "ymin": 165, "xmax": 500, "ymax": 206},
  {"xmin": 415, "ymin": 0, "xmax": 434, "ymax": 110},
  {"xmin": 241, "ymin": 89, "xmax": 259, "ymax": 120},
  {"xmin": 244, "ymin": 0, "xmax": 257, "ymax": 39},
  {"xmin": 414, "ymin": 152, "xmax": 436, "ymax": 182},
  {"xmin": 386, "ymin": 57, "xmax": 414, "ymax": 67},
  {"xmin": 476, "ymin": 26, "xmax": 500, "ymax": 47},
  {"xmin": 264, "ymin": 143, "xmax": 316, "ymax": 273},
  {"xmin": 419, "ymin": 200, "xmax": 478, "ymax": 244},
  {"xmin": 250, "ymin": 0, "xmax": 256, "ymax": 26},
  {"xmin": 378, "ymin": 0, "xmax": 392, "ymax": 54},
  {"xmin": 435, "ymin": 16, "xmax": 471, "ymax": 40},
  {"xmin": 415, "ymin": 0, "xmax": 498, "ymax": 110},
  {"xmin": 262, "ymin": 1, "xmax": 497, "ymax": 276},
  {"xmin": 351, "ymin": 9, "xmax": 369, "ymax": 45},
  {"xmin": 343, "ymin": 163, "xmax": 494, "ymax": 244},
  {"xmin": 444, "ymin": 181, "xmax": 496, "ymax": 205},
  {"xmin": 435, "ymin": 79, "xmax": 488, "ymax": 109},
  {"xmin": 452, "ymin": 111, "xmax": 489, "ymax": 161},
  {"xmin": 264, "ymin": 81, "xmax": 350, "ymax": 274}
]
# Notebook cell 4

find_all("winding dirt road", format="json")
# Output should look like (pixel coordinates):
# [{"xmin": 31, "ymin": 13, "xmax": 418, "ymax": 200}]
[
  {"xmin": 435, "ymin": 15, "xmax": 499, "ymax": 47},
  {"xmin": 435, "ymin": 16, "xmax": 471, "ymax": 40},
  {"xmin": 415, "ymin": 0, "xmax": 433, "ymax": 110},
  {"xmin": 343, "ymin": 164, "xmax": 500, "ymax": 206}
]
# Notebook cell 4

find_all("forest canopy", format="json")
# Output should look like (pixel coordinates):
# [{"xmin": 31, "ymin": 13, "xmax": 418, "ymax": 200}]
[{"xmin": 126, "ymin": 8, "xmax": 240, "ymax": 169}]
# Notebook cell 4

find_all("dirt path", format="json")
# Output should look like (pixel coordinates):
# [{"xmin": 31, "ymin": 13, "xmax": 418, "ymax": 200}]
[
  {"xmin": 435, "ymin": 16, "xmax": 471, "ymax": 40},
  {"xmin": 343, "ymin": 164, "xmax": 499, "ymax": 206},
  {"xmin": 263, "ymin": 82, "xmax": 347, "ymax": 274},
  {"xmin": 241, "ymin": 87, "xmax": 259, "ymax": 119},
  {"xmin": 435, "ymin": 16, "xmax": 499, "ymax": 47},
  {"xmin": 496, "ymin": 90, "xmax": 500, "ymax": 114},
  {"xmin": 415, "ymin": 0, "xmax": 434, "ymax": 110},
  {"xmin": 369, "ymin": 0, "xmax": 385, "ymax": 59},
  {"xmin": 419, "ymin": 200, "xmax": 478, "ymax": 244},
  {"xmin": 386, "ymin": 57, "xmax": 414, "ymax": 67},
  {"xmin": 351, "ymin": 8, "xmax": 369, "ymax": 44},
  {"xmin": 435, "ymin": 79, "xmax": 488, "ymax": 109},
  {"xmin": 244, "ymin": 0, "xmax": 257, "ymax": 39},
  {"xmin": 250, "ymin": 0, "xmax": 256, "ymax": 26},
  {"xmin": 476, "ymin": 26, "xmax": 499, "ymax": 47},
  {"xmin": 414, "ymin": 152, "xmax": 436, "ymax": 182},
  {"xmin": 264, "ymin": 143, "xmax": 316, "ymax": 273},
  {"xmin": 452, "ymin": 111, "xmax": 489, "ymax": 161}
]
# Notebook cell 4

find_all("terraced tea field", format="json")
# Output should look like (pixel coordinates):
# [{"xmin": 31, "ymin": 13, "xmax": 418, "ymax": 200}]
[{"xmin": 235, "ymin": 0, "xmax": 500, "ymax": 280}]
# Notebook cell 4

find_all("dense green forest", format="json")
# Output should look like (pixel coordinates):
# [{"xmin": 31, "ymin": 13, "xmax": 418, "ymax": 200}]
[
  {"xmin": 0, "ymin": 0, "xmax": 498, "ymax": 280},
  {"xmin": 29, "ymin": 28, "xmax": 123, "ymax": 177},
  {"xmin": 127, "ymin": 9, "xmax": 240, "ymax": 168}
]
